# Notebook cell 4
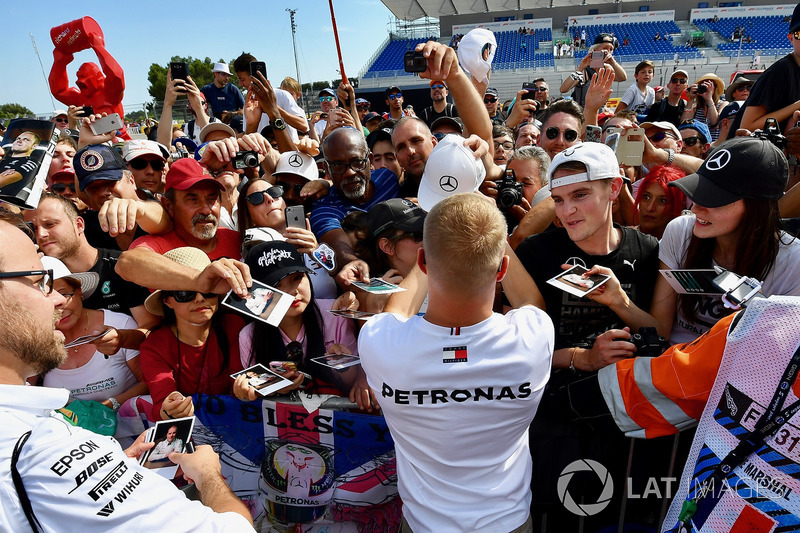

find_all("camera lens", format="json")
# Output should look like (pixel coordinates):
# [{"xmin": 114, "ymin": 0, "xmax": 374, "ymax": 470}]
[{"xmin": 243, "ymin": 152, "xmax": 259, "ymax": 168}]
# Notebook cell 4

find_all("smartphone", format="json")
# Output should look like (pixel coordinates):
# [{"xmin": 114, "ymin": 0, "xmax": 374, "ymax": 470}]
[
  {"xmin": 403, "ymin": 51, "xmax": 426, "ymax": 73},
  {"xmin": 590, "ymin": 51, "xmax": 605, "ymax": 70},
  {"xmin": 614, "ymin": 127, "xmax": 645, "ymax": 167},
  {"xmin": 90, "ymin": 113, "xmax": 123, "ymax": 136},
  {"xmin": 521, "ymin": 82, "xmax": 537, "ymax": 100},
  {"xmin": 585, "ymin": 125, "xmax": 602, "ymax": 143},
  {"xmin": 250, "ymin": 61, "xmax": 267, "ymax": 80},
  {"xmin": 170, "ymin": 61, "xmax": 189, "ymax": 81},
  {"xmin": 77, "ymin": 106, "xmax": 94, "ymax": 118},
  {"xmin": 285, "ymin": 205, "xmax": 305, "ymax": 229}
]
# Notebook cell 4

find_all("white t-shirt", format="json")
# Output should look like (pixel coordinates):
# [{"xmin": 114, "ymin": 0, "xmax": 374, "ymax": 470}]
[
  {"xmin": 621, "ymin": 83, "xmax": 655, "ymax": 115},
  {"xmin": 43, "ymin": 310, "xmax": 139, "ymax": 402},
  {"xmin": 314, "ymin": 119, "xmax": 328, "ymax": 139},
  {"xmin": 0, "ymin": 385, "xmax": 253, "ymax": 532},
  {"xmin": 660, "ymin": 215, "xmax": 800, "ymax": 344},
  {"xmin": 242, "ymin": 88, "xmax": 305, "ymax": 142},
  {"xmin": 358, "ymin": 306, "xmax": 554, "ymax": 532}
]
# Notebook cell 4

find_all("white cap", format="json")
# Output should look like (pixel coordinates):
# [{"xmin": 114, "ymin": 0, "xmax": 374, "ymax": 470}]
[
  {"xmin": 272, "ymin": 151, "xmax": 318, "ymax": 182},
  {"xmin": 212, "ymin": 62, "xmax": 232, "ymax": 75},
  {"xmin": 198, "ymin": 122, "xmax": 236, "ymax": 143},
  {"xmin": 456, "ymin": 29, "xmax": 497, "ymax": 85},
  {"xmin": 640, "ymin": 121, "xmax": 681, "ymax": 140},
  {"xmin": 418, "ymin": 134, "xmax": 486, "ymax": 212},
  {"xmin": 41, "ymin": 256, "xmax": 100, "ymax": 300},
  {"xmin": 241, "ymin": 227, "xmax": 286, "ymax": 258},
  {"xmin": 122, "ymin": 139, "xmax": 169, "ymax": 162},
  {"xmin": 53, "ymin": 109, "xmax": 68, "ymax": 118},
  {"xmin": 548, "ymin": 143, "xmax": 621, "ymax": 190}
]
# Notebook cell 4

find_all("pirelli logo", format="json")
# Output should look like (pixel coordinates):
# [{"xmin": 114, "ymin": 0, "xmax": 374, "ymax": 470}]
[{"xmin": 88, "ymin": 461, "xmax": 127, "ymax": 501}]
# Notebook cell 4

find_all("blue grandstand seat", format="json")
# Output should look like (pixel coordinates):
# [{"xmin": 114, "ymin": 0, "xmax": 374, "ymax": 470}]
[{"xmin": 692, "ymin": 14, "xmax": 790, "ymax": 53}]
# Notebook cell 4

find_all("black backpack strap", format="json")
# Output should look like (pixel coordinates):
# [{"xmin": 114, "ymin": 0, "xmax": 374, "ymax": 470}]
[{"xmin": 12, "ymin": 431, "xmax": 42, "ymax": 533}]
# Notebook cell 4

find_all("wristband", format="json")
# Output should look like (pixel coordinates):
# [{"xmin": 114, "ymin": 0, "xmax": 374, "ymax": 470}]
[
  {"xmin": 107, "ymin": 397, "xmax": 121, "ymax": 412},
  {"xmin": 569, "ymin": 347, "xmax": 578, "ymax": 372}
]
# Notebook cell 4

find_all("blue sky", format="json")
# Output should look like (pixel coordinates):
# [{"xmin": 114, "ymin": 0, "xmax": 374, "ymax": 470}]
[{"xmin": 2, "ymin": 1, "xmax": 397, "ymax": 116}]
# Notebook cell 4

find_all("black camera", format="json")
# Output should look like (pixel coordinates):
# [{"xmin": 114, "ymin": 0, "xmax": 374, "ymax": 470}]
[
  {"xmin": 403, "ymin": 51, "xmax": 427, "ymax": 73},
  {"xmin": 496, "ymin": 169, "xmax": 524, "ymax": 210},
  {"xmin": 752, "ymin": 117, "xmax": 787, "ymax": 150},
  {"xmin": 696, "ymin": 84, "xmax": 708, "ymax": 95},
  {"xmin": 232, "ymin": 150, "xmax": 259, "ymax": 169},
  {"xmin": 629, "ymin": 327, "xmax": 669, "ymax": 358}
]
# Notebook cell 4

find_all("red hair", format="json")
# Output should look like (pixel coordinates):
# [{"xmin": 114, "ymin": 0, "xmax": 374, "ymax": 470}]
[{"xmin": 635, "ymin": 165, "xmax": 687, "ymax": 219}]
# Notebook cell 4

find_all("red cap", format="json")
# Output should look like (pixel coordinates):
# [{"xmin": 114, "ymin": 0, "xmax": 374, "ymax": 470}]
[
  {"xmin": 164, "ymin": 158, "xmax": 223, "ymax": 192},
  {"xmin": 429, "ymin": 80, "xmax": 446, "ymax": 87}
]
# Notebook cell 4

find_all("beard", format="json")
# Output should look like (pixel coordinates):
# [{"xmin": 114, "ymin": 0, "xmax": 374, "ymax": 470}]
[
  {"xmin": 190, "ymin": 213, "xmax": 218, "ymax": 240},
  {"xmin": 339, "ymin": 176, "xmax": 367, "ymax": 200},
  {"xmin": 0, "ymin": 300, "xmax": 66, "ymax": 377}
]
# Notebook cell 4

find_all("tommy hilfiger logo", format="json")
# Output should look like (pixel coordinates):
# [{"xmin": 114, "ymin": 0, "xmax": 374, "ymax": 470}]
[{"xmin": 443, "ymin": 346, "xmax": 468, "ymax": 363}]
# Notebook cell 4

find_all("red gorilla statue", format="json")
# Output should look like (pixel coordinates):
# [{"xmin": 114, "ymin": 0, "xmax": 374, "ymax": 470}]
[{"xmin": 48, "ymin": 17, "xmax": 129, "ymax": 139}]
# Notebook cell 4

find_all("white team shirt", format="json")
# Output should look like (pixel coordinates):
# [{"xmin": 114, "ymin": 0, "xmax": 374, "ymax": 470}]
[
  {"xmin": 359, "ymin": 306, "xmax": 554, "ymax": 533},
  {"xmin": 242, "ymin": 88, "xmax": 305, "ymax": 142}
]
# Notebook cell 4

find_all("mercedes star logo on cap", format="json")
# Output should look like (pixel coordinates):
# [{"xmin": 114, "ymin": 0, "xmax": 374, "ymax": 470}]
[
  {"xmin": 705, "ymin": 149, "xmax": 731, "ymax": 171},
  {"xmin": 439, "ymin": 175, "xmax": 458, "ymax": 192},
  {"xmin": 288, "ymin": 154, "xmax": 303, "ymax": 167}
]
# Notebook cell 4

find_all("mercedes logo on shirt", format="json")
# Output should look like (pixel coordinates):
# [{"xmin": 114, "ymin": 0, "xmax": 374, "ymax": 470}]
[
  {"xmin": 288, "ymin": 154, "xmax": 303, "ymax": 167},
  {"xmin": 705, "ymin": 149, "xmax": 731, "ymax": 171},
  {"xmin": 439, "ymin": 175, "xmax": 458, "ymax": 192}
]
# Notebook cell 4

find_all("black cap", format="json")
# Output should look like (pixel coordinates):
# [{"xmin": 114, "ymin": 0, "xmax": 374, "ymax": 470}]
[
  {"xmin": 594, "ymin": 33, "xmax": 617, "ymax": 46},
  {"xmin": 485, "ymin": 87, "xmax": 499, "ymax": 98},
  {"xmin": 384, "ymin": 85, "xmax": 402, "ymax": 96},
  {"xmin": 366, "ymin": 127, "xmax": 392, "ymax": 150},
  {"xmin": 430, "ymin": 116, "xmax": 464, "ymax": 134},
  {"xmin": 366, "ymin": 198, "xmax": 426, "ymax": 239},
  {"xmin": 791, "ymin": 3, "xmax": 800, "ymax": 33},
  {"xmin": 669, "ymin": 137, "xmax": 788, "ymax": 207},
  {"xmin": 73, "ymin": 145, "xmax": 126, "ymax": 191},
  {"xmin": 244, "ymin": 241, "xmax": 312, "ymax": 288}
]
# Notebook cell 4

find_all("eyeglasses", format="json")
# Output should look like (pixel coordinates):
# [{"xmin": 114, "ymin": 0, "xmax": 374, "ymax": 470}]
[
  {"xmin": 246, "ymin": 186, "xmax": 284, "ymax": 205},
  {"xmin": 0, "ymin": 269, "xmax": 53, "ymax": 296},
  {"xmin": 734, "ymin": 85, "xmax": 752, "ymax": 92},
  {"xmin": 430, "ymin": 84, "xmax": 445, "ymax": 90},
  {"xmin": 325, "ymin": 158, "xmax": 369, "ymax": 175},
  {"xmin": 545, "ymin": 127, "xmax": 579, "ymax": 142},
  {"xmin": 55, "ymin": 118, "xmax": 68, "ymax": 124},
  {"xmin": 494, "ymin": 141, "xmax": 514, "ymax": 150},
  {"xmin": 275, "ymin": 181, "xmax": 304, "ymax": 196},
  {"xmin": 682, "ymin": 136, "xmax": 704, "ymax": 146},
  {"xmin": 50, "ymin": 182, "xmax": 76, "ymax": 193},
  {"xmin": 484, "ymin": 97, "xmax": 497, "ymax": 103},
  {"xmin": 647, "ymin": 131, "xmax": 677, "ymax": 142},
  {"xmin": 129, "ymin": 158, "xmax": 165, "ymax": 171},
  {"xmin": 387, "ymin": 93, "xmax": 402, "ymax": 101},
  {"xmin": 166, "ymin": 290, "xmax": 218, "ymax": 303},
  {"xmin": 405, "ymin": 232, "xmax": 423, "ymax": 243},
  {"xmin": 671, "ymin": 78, "xmax": 688, "ymax": 84},
  {"xmin": 535, "ymin": 87, "xmax": 548, "ymax": 92},
  {"xmin": 319, "ymin": 96, "xmax": 336, "ymax": 102}
]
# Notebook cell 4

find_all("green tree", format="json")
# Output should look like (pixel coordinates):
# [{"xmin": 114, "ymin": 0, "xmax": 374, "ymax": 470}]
[
  {"xmin": 147, "ymin": 56, "xmax": 226, "ymax": 102},
  {"xmin": 124, "ymin": 110, "xmax": 147, "ymax": 123},
  {"xmin": 0, "ymin": 103, "xmax": 34, "ymax": 120}
]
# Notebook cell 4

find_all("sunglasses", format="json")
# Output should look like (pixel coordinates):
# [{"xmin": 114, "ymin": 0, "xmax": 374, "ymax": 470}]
[
  {"xmin": 50, "ymin": 182, "xmax": 76, "ymax": 193},
  {"xmin": 356, "ymin": 105, "xmax": 370, "ymax": 110},
  {"xmin": 430, "ymin": 84, "xmax": 445, "ymax": 90},
  {"xmin": 275, "ymin": 181, "xmax": 304, "ymax": 196},
  {"xmin": 246, "ymin": 185, "xmax": 284, "ymax": 205},
  {"xmin": 319, "ymin": 96, "xmax": 335, "ymax": 102},
  {"xmin": 406, "ymin": 232, "xmax": 423, "ymax": 243},
  {"xmin": 129, "ymin": 158, "xmax": 165, "ymax": 171},
  {"xmin": 484, "ymin": 97, "xmax": 497, "ymax": 103},
  {"xmin": 55, "ymin": 118, "xmax": 69, "ymax": 123},
  {"xmin": 387, "ymin": 93, "xmax": 402, "ymax": 101},
  {"xmin": 682, "ymin": 136, "xmax": 704, "ymax": 146},
  {"xmin": 534, "ymin": 87, "xmax": 548, "ymax": 92},
  {"xmin": 166, "ymin": 290, "xmax": 218, "ymax": 303},
  {"xmin": 671, "ymin": 78, "xmax": 688, "ymax": 84},
  {"xmin": 734, "ymin": 84, "xmax": 752, "ymax": 92},
  {"xmin": 647, "ymin": 131, "xmax": 677, "ymax": 142},
  {"xmin": 545, "ymin": 127, "xmax": 579, "ymax": 142}
]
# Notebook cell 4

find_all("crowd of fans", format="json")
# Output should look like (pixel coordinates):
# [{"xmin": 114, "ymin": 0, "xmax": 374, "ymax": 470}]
[{"xmin": 2, "ymin": 11, "xmax": 800, "ymax": 531}]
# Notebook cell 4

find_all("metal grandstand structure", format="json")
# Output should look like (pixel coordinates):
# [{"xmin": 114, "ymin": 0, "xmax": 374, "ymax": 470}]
[{"xmin": 380, "ymin": 0, "xmax": 655, "ymax": 20}]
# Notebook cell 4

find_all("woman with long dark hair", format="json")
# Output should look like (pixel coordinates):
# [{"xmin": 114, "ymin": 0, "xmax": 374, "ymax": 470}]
[
  {"xmin": 235, "ymin": 241, "xmax": 359, "ymax": 401},
  {"xmin": 585, "ymin": 138, "xmax": 800, "ymax": 352},
  {"xmin": 139, "ymin": 247, "xmax": 243, "ymax": 420}
]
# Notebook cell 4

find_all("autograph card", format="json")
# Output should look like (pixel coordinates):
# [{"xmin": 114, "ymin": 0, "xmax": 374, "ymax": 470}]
[
  {"xmin": 311, "ymin": 353, "xmax": 361, "ymax": 370},
  {"xmin": 139, "ymin": 416, "xmax": 195, "ymax": 479},
  {"xmin": 327, "ymin": 309, "xmax": 376, "ymax": 321},
  {"xmin": 351, "ymin": 278, "xmax": 406, "ymax": 294},
  {"xmin": 63, "ymin": 328, "xmax": 113, "ymax": 349},
  {"xmin": 221, "ymin": 279, "xmax": 293, "ymax": 326},
  {"xmin": 230, "ymin": 364, "xmax": 293, "ymax": 397},
  {"xmin": 546, "ymin": 265, "xmax": 610, "ymax": 298}
]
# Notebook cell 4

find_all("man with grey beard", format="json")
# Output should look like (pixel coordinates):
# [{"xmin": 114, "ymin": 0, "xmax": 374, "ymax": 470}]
[
  {"xmin": 116, "ymin": 158, "xmax": 252, "ymax": 298},
  {"xmin": 310, "ymin": 127, "xmax": 399, "ymax": 274}
]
